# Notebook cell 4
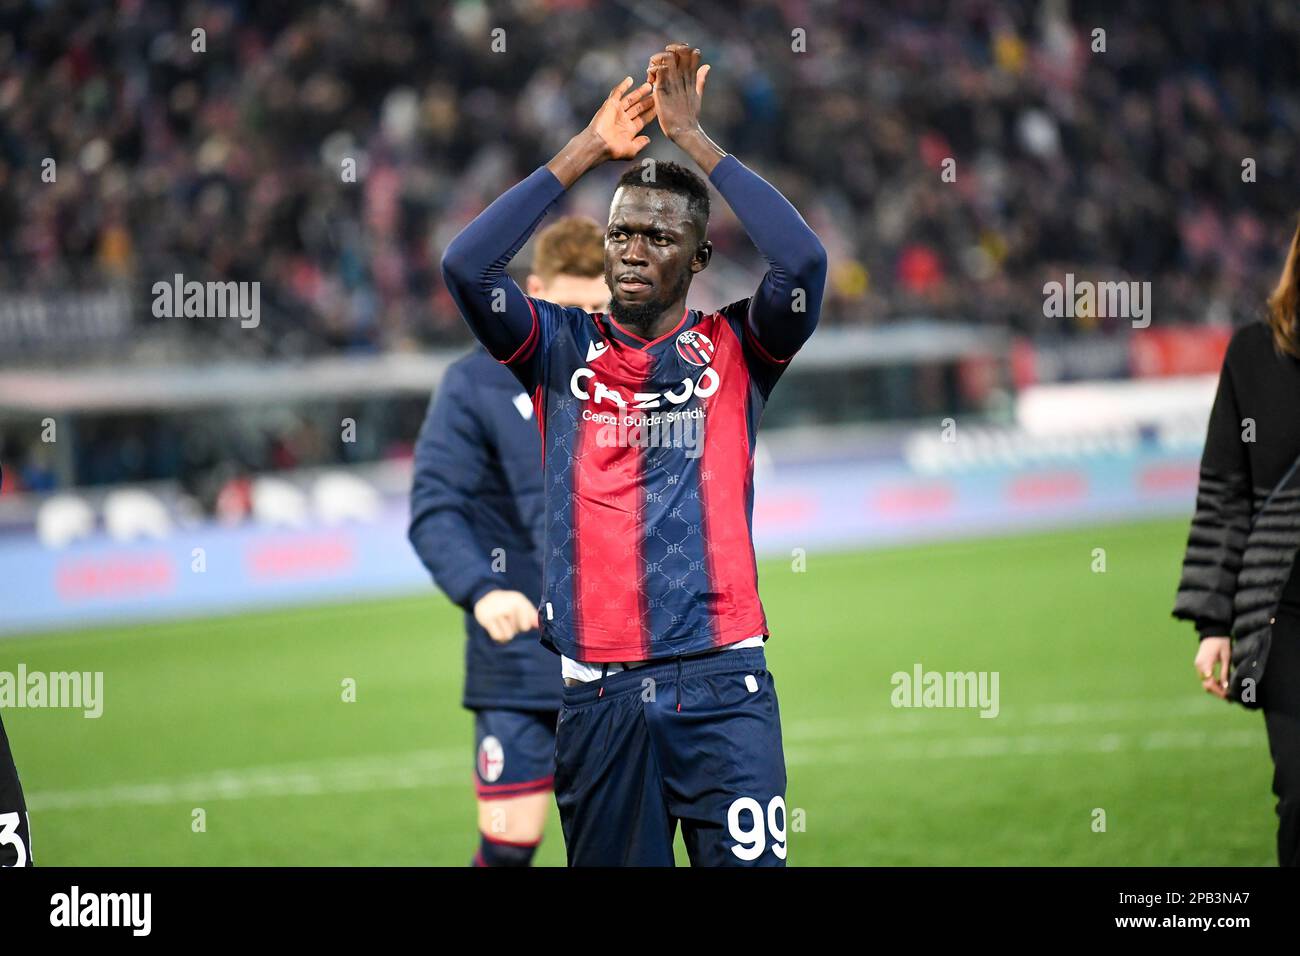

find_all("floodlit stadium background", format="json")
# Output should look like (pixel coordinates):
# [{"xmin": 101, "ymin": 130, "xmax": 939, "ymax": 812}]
[{"xmin": 0, "ymin": 1, "xmax": 1290, "ymax": 864}]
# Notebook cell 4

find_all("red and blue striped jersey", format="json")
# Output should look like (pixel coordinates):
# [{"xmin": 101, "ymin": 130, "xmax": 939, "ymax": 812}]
[
  {"xmin": 442, "ymin": 154, "xmax": 826, "ymax": 663},
  {"xmin": 504, "ymin": 297, "xmax": 792, "ymax": 662}
]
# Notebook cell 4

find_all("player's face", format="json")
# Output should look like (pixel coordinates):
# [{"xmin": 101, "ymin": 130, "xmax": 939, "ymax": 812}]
[
  {"xmin": 535, "ymin": 274, "xmax": 610, "ymax": 314},
  {"xmin": 604, "ymin": 186, "xmax": 706, "ymax": 314}
]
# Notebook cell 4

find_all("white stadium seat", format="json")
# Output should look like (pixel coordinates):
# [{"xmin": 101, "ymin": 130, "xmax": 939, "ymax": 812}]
[
  {"xmin": 251, "ymin": 476, "xmax": 310, "ymax": 528},
  {"xmin": 103, "ymin": 488, "xmax": 173, "ymax": 541},
  {"xmin": 312, "ymin": 472, "xmax": 381, "ymax": 524},
  {"xmin": 36, "ymin": 494, "xmax": 96, "ymax": 549}
]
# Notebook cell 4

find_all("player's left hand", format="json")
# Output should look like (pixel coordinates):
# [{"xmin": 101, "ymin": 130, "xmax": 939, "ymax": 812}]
[{"xmin": 646, "ymin": 42, "xmax": 710, "ymax": 141}]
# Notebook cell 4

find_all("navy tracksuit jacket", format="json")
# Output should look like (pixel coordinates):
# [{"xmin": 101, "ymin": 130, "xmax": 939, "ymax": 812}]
[{"xmin": 408, "ymin": 346, "xmax": 562, "ymax": 712}]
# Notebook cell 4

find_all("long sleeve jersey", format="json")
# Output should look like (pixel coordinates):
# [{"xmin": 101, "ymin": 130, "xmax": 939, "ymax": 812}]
[{"xmin": 442, "ymin": 154, "xmax": 827, "ymax": 662}]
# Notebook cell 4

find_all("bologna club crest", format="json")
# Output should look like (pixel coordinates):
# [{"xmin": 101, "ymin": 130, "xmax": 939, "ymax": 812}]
[
  {"xmin": 477, "ymin": 735, "xmax": 504, "ymax": 783},
  {"xmin": 675, "ymin": 329, "xmax": 715, "ymax": 366}
]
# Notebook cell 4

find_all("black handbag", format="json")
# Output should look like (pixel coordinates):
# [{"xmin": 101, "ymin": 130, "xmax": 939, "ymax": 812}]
[
  {"xmin": 1229, "ymin": 628, "xmax": 1268, "ymax": 708},
  {"xmin": 1230, "ymin": 451, "xmax": 1300, "ymax": 707}
]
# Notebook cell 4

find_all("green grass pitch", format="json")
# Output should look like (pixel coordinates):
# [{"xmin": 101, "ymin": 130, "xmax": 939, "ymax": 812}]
[{"xmin": 1, "ymin": 517, "xmax": 1277, "ymax": 865}]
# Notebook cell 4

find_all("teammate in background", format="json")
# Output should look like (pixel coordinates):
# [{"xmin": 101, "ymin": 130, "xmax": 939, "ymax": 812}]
[
  {"xmin": 409, "ymin": 217, "xmax": 609, "ymax": 867},
  {"xmin": 0, "ymin": 714, "xmax": 31, "ymax": 866},
  {"xmin": 441, "ymin": 43, "xmax": 827, "ymax": 865}
]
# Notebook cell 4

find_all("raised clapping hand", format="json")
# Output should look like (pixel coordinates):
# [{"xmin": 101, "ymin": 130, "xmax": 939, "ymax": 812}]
[
  {"xmin": 646, "ymin": 42, "xmax": 711, "ymax": 142},
  {"xmin": 546, "ymin": 43, "xmax": 722, "ymax": 187},
  {"xmin": 587, "ymin": 76, "xmax": 657, "ymax": 161}
]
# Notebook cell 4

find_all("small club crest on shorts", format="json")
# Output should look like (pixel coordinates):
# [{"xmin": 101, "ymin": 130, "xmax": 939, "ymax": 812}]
[
  {"xmin": 675, "ymin": 329, "xmax": 715, "ymax": 367},
  {"xmin": 477, "ymin": 735, "xmax": 505, "ymax": 783}
]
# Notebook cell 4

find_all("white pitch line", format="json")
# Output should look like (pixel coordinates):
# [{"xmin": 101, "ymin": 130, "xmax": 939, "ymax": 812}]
[
  {"xmin": 782, "ymin": 695, "xmax": 1232, "ymax": 742},
  {"xmin": 786, "ymin": 727, "xmax": 1263, "ymax": 767},
  {"xmin": 28, "ymin": 748, "xmax": 468, "ymax": 812},
  {"xmin": 26, "ymin": 698, "xmax": 1263, "ymax": 812}
]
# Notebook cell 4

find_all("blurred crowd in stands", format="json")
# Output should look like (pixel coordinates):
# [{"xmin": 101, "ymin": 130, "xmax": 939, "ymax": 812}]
[{"xmin": 3, "ymin": 0, "xmax": 1299, "ymax": 364}]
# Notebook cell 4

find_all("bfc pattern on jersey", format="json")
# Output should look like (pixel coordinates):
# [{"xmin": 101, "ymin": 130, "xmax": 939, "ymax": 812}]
[{"xmin": 506, "ymin": 297, "xmax": 789, "ymax": 662}]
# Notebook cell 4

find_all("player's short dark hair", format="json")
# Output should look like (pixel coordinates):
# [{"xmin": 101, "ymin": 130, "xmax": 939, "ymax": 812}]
[{"xmin": 615, "ymin": 160, "xmax": 710, "ymax": 241}]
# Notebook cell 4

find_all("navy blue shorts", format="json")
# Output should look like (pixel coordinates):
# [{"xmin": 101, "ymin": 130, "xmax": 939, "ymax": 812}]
[
  {"xmin": 554, "ymin": 646, "xmax": 787, "ymax": 867},
  {"xmin": 472, "ymin": 708, "xmax": 557, "ymax": 801}
]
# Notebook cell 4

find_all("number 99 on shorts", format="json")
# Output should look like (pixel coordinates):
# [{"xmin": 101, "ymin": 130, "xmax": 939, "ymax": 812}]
[{"xmin": 727, "ymin": 795, "xmax": 787, "ymax": 862}]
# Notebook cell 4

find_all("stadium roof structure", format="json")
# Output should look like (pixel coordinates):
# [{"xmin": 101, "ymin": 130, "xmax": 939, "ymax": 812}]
[
  {"xmin": 0, "ymin": 322, "xmax": 1007, "ymax": 414},
  {"xmin": 0, "ymin": 353, "xmax": 456, "ymax": 414},
  {"xmin": 790, "ymin": 320, "xmax": 1007, "ymax": 369}
]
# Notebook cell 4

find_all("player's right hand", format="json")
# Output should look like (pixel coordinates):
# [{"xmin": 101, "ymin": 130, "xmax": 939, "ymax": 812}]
[
  {"xmin": 1194, "ymin": 636, "xmax": 1232, "ymax": 700},
  {"xmin": 586, "ymin": 76, "xmax": 656, "ymax": 161},
  {"xmin": 473, "ymin": 589, "xmax": 540, "ymax": 644}
]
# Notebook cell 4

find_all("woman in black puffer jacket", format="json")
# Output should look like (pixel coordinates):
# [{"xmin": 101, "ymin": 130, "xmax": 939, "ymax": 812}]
[{"xmin": 1174, "ymin": 220, "xmax": 1300, "ymax": 866}]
